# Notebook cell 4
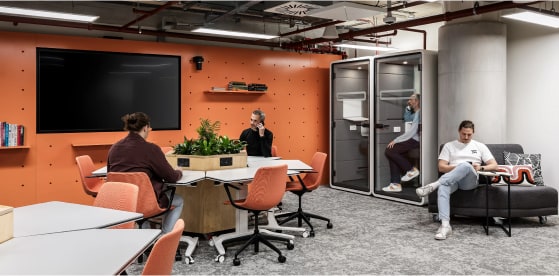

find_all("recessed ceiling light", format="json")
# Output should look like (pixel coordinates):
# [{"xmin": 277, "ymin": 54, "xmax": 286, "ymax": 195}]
[
  {"xmin": 502, "ymin": 11, "xmax": 559, "ymax": 28},
  {"xmin": 0, "ymin": 6, "xmax": 99, "ymax": 22},
  {"xmin": 192, "ymin": 27, "xmax": 278, "ymax": 40}
]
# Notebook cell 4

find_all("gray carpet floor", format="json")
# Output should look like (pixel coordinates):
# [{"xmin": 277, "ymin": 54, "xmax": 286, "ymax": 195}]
[{"xmin": 125, "ymin": 186, "xmax": 559, "ymax": 275}]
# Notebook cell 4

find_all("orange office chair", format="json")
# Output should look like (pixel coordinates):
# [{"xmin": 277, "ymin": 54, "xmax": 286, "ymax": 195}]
[
  {"xmin": 93, "ymin": 181, "xmax": 139, "ymax": 229},
  {"xmin": 160, "ymin": 146, "xmax": 173, "ymax": 154},
  {"xmin": 106, "ymin": 172, "xmax": 176, "ymax": 225},
  {"xmin": 271, "ymin": 145, "xmax": 278, "ymax": 157},
  {"xmin": 106, "ymin": 171, "xmax": 198, "ymax": 264},
  {"xmin": 75, "ymin": 155, "xmax": 105, "ymax": 197},
  {"xmin": 142, "ymin": 219, "xmax": 184, "ymax": 275},
  {"xmin": 223, "ymin": 164, "xmax": 292, "ymax": 266},
  {"xmin": 274, "ymin": 152, "xmax": 333, "ymax": 237}
]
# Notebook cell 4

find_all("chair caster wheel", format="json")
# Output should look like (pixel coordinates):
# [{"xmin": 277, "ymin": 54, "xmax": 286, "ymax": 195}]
[
  {"xmin": 540, "ymin": 216, "xmax": 548, "ymax": 224},
  {"xmin": 184, "ymin": 256, "xmax": 194, "ymax": 264},
  {"xmin": 233, "ymin": 258, "xmax": 241, "ymax": 266},
  {"xmin": 432, "ymin": 214, "xmax": 440, "ymax": 222},
  {"xmin": 215, "ymin": 255, "xmax": 225, "ymax": 263},
  {"xmin": 302, "ymin": 231, "xmax": 309, "ymax": 238},
  {"xmin": 310, "ymin": 231, "xmax": 315, "ymax": 237},
  {"xmin": 208, "ymin": 239, "xmax": 215, "ymax": 247},
  {"xmin": 278, "ymin": 255, "xmax": 286, "ymax": 263},
  {"xmin": 287, "ymin": 241, "xmax": 294, "ymax": 250},
  {"xmin": 326, "ymin": 222, "xmax": 333, "ymax": 229}
]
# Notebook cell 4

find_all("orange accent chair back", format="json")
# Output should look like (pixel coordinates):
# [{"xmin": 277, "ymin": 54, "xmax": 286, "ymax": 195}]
[
  {"xmin": 106, "ymin": 172, "xmax": 173, "ymax": 220},
  {"xmin": 271, "ymin": 145, "xmax": 278, "ymax": 157},
  {"xmin": 223, "ymin": 164, "xmax": 290, "ymax": 266},
  {"xmin": 93, "ymin": 181, "xmax": 139, "ymax": 229},
  {"xmin": 274, "ymin": 152, "xmax": 332, "ymax": 237},
  {"xmin": 75, "ymin": 155, "xmax": 105, "ymax": 197},
  {"xmin": 142, "ymin": 219, "xmax": 184, "ymax": 275},
  {"xmin": 160, "ymin": 146, "xmax": 173, "ymax": 154}
]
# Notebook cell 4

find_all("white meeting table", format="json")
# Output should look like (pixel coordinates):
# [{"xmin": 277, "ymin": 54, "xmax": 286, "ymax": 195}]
[
  {"xmin": 0, "ymin": 228, "xmax": 160, "ymax": 275},
  {"xmin": 14, "ymin": 201, "xmax": 143, "ymax": 237}
]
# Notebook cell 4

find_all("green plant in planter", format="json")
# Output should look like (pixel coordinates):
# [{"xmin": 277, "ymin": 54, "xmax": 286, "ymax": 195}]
[{"xmin": 173, "ymin": 118, "xmax": 247, "ymax": 155}]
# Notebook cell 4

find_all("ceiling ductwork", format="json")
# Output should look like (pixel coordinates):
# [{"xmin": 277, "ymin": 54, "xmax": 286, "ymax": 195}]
[{"xmin": 0, "ymin": 1, "xmax": 549, "ymax": 52}]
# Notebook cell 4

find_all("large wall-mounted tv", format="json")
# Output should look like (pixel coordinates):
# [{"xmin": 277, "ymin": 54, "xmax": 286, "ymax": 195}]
[{"xmin": 37, "ymin": 48, "xmax": 181, "ymax": 133}]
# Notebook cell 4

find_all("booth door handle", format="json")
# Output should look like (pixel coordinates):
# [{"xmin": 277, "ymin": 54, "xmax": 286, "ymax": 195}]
[{"xmin": 375, "ymin": 123, "xmax": 389, "ymax": 129}]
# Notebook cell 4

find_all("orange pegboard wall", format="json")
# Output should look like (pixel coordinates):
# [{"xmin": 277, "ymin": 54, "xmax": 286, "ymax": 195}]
[{"xmin": 0, "ymin": 30, "xmax": 341, "ymax": 207}]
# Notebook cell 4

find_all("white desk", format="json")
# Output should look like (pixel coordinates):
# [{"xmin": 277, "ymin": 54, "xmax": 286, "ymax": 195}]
[
  {"xmin": 176, "ymin": 170, "xmax": 206, "ymax": 184},
  {"xmin": 247, "ymin": 159, "xmax": 314, "ymax": 171},
  {"xmin": 0, "ymin": 229, "xmax": 160, "ymax": 275},
  {"xmin": 206, "ymin": 166, "xmax": 297, "ymax": 262},
  {"xmin": 14, "ymin": 201, "xmax": 143, "ymax": 237}
]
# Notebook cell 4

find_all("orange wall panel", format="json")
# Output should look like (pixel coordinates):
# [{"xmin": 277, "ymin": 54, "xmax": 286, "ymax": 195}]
[{"xmin": 0, "ymin": 30, "xmax": 341, "ymax": 207}]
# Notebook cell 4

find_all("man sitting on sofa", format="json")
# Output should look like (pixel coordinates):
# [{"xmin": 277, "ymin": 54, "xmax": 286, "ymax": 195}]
[{"xmin": 416, "ymin": 120, "xmax": 498, "ymax": 240}]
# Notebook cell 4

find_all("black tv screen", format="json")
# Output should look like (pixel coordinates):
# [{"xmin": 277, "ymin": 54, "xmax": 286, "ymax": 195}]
[{"xmin": 37, "ymin": 48, "xmax": 181, "ymax": 133}]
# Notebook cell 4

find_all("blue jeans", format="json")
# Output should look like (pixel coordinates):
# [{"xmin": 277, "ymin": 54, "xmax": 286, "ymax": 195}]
[
  {"xmin": 141, "ymin": 192, "xmax": 184, "ymax": 234},
  {"xmin": 437, "ymin": 162, "xmax": 478, "ymax": 221},
  {"xmin": 162, "ymin": 193, "xmax": 184, "ymax": 233}
]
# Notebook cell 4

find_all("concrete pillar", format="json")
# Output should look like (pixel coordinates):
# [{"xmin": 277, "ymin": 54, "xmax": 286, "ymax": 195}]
[{"xmin": 438, "ymin": 21, "xmax": 507, "ymax": 144}]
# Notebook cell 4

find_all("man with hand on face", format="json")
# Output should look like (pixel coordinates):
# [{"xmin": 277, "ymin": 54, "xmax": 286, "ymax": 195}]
[{"xmin": 240, "ymin": 109, "xmax": 273, "ymax": 157}]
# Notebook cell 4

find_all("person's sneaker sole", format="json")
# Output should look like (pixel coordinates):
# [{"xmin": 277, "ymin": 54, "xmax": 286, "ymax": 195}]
[
  {"xmin": 416, "ymin": 185, "xmax": 434, "ymax": 197},
  {"xmin": 401, "ymin": 170, "xmax": 420, "ymax": 182}
]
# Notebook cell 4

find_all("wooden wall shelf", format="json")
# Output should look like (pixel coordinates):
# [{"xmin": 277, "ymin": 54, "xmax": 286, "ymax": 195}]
[
  {"xmin": 0, "ymin": 146, "xmax": 30, "ymax": 150},
  {"xmin": 71, "ymin": 143, "xmax": 113, "ymax": 147},
  {"xmin": 205, "ymin": 90, "xmax": 266, "ymax": 95}
]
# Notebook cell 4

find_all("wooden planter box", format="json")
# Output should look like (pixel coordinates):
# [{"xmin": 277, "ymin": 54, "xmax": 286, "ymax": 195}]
[
  {"xmin": 0, "ymin": 205, "xmax": 13, "ymax": 243},
  {"xmin": 165, "ymin": 151, "xmax": 247, "ymax": 171}
]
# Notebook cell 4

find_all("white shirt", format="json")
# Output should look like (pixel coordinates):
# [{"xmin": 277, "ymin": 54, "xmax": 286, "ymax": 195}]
[{"xmin": 439, "ymin": 139, "xmax": 494, "ymax": 166}]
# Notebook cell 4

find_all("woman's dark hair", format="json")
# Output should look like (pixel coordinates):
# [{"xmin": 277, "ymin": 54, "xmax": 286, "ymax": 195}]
[
  {"xmin": 459, "ymin": 120, "xmax": 475, "ymax": 131},
  {"xmin": 122, "ymin": 112, "xmax": 150, "ymax": 132}
]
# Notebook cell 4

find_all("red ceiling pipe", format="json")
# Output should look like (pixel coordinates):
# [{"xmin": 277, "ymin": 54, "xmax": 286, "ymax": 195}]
[
  {"xmin": 121, "ymin": 1, "xmax": 177, "ymax": 29},
  {"xmin": 0, "ymin": 14, "xmax": 280, "ymax": 48},
  {"xmin": 279, "ymin": 20, "xmax": 344, "ymax": 37},
  {"xmin": 282, "ymin": 1, "xmax": 540, "ymax": 50}
]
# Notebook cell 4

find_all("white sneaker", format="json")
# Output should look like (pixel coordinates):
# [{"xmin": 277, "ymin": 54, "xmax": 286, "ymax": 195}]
[
  {"xmin": 401, "ymin": 169, "xmax": 420, "ymax": 182},
  {"xmin": 382, "ymin": 183, "xmax": 402, "ymax": 192},
  {"xmin": 416, "ymin": 184, "xmax": 435, "ymax": 198},
  {"xmin": 435, "ymin": 225, "xmax": 452, "ymax": 240}
]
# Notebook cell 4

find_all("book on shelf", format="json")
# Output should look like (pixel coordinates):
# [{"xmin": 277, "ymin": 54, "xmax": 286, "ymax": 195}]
[{"xmin": 0, "ymin": 122, "xmax": 24, "ymax": 147}]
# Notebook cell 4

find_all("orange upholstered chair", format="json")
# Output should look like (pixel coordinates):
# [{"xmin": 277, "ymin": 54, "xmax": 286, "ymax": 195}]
[
  {"xmin": 274, "ymin": 152, "xmax": 333, "ymax": 237},
  {"xmin": 223, "ymin": 164, "xmax": 291, "ymax": 266},
  {"xmin": 75, "ymin": 155, "xmax": 105, "ymax": 197},
  {"xmin": 106, "ymin": 172, "xmax": 175, "ymax": 228},
  {"xmin": 271, "ymin": 145, "xmax": 279, "ymax": 157},
  {"xmin": 142, "ymin": 219, "xmax": 184, "ymax": 275},
  {"xmin": 93, "ymin": 181, "xmax": 139, "ymax": 229},
  {"xmin": 160, "ymin": 146, "xmax": 173, "ymax": 154}
]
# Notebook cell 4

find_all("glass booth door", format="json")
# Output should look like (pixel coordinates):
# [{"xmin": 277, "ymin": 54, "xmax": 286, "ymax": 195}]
[
  {"xmin": 371, "ymin": 53, "xmax": 423, "ymax": 204},
  {"xmin": 330, "ymin": 57, "xmax": 373, "ymax": 195}
]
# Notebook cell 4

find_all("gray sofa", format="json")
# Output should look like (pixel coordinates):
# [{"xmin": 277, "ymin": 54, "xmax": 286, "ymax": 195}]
[{"xmin": 428, "ymin": 144, "xmax": 558, "ymax": 223}]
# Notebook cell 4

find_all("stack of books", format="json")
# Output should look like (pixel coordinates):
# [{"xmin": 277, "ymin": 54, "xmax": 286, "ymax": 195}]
[
  {"xmin": 228, "ymin": 81, "xmax": 248, "ymax": 91},
  {"xmin": 248, "ymin": 83, "xmax": 268, "ymax": 91},
  {"xmin": 1, "ymin": 122, "xmax": 24, "ymax": 147}
]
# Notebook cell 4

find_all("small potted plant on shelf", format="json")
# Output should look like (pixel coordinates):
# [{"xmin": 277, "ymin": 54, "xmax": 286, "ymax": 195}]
[{"xmin": 166, "ymin": 118, "xmax": 247, "ymax": 171}]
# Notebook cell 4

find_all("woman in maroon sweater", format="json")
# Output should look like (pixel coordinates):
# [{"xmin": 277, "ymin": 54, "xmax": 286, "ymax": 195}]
[{"xmin": 107, "ymin": 112, "xmax": 183, "ymax": 233}]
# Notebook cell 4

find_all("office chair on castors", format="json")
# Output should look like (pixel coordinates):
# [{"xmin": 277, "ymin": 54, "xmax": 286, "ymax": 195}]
[
  {"xmin": 274, "ymin": 152, "xmax": 333, "ymax": 237},
  {"xmin": 223, "ymin": 164, "xmax": 293, "ymax": 266}
]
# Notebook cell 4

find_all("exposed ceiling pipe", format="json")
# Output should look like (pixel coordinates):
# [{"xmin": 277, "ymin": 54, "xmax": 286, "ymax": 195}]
[
  {"xmin": 0, "ymin": 14, "xmax": 280, "ymax": 47},
  {"xmin": 279, "ymin": 20, "xmax": 344, "ymax": 37},
  {"xmin": 281, "ymin": 1, "xmax": 540, "ymax": 50},
  {"xmin": 0, "ymin": 1, "xmax": 542, "ymax": 51},
  {"xmin": 121, "ymin": 1, "xmax": 177, "ymax": 29},
  {"xmin": 204, "ymin": 1, "xmax": 261, "ymax": 24}
]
